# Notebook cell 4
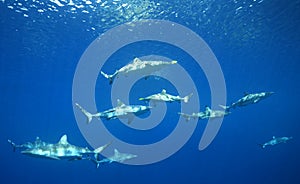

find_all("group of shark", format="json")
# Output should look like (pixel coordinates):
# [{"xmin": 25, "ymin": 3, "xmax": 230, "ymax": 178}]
[{"xmin": 9, "ymin": 57, "xmax": 292, "ymax": 167}]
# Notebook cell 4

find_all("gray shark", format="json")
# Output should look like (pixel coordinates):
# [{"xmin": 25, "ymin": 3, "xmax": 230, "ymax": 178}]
[
  {"xmin": 100, "ymin": 57, "xmax": 177, "ymax": 84},
  {"xmin": 260, "ymin": 136, "xmax": 293, "ymax": 149},
  {"xmin": 139, "ymin": 89, "xmax": 193, "ymax": 104},
  {"xmin": 8, "ymin": 135, "xmax": 110, "ymax": 161},
  {"xmin": 220, "ymin": 92, "xmax": 274, "ymax": 110},
  {"xmin": 179, "ymin": 106, "xmax": 230, "ymax": 121},
  {"xmin": 75, "ymin": 99, "xmax": 151, "ymax": 124},
  {"xmin": 93, "ymin": 149, "xmax": 137, "ymax": 168}
]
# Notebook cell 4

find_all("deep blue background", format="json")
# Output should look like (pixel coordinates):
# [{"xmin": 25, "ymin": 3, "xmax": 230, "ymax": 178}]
[{"xmin": 1, "ymin": 0, "xmax": 300, "ymax": 184}]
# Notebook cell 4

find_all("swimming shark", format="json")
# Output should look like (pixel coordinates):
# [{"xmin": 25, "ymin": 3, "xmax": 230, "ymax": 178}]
[
  {"xmin": 139, "ymin": 89, "xmax": 193, "ymax": 104},
  {"xmin": 179, "ymin": 106, "xmax": 230, "ymax": 121},
  {"xmin": 92, "ymin": 149, "xmax": 137, "ymax": 168},
  {"xmin": 100, "ymin": 57, "xmax": 177, "ymax": 84},
  {"xmin": 220, "ymin": 92, "xmax": 274, "ymax": 110},
  {"xmin": 260, "ymin": 136, "xmax": 293, "ymax": 149},
  {"xmin": 8, "ymin": 135, "xmax": 111, "ymax": 161},
  {"xmin": 75, "ymin": 99, "xmax": 151, "ymax": 124}
]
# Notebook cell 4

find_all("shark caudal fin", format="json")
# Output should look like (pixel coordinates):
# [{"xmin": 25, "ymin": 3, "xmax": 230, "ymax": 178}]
[
  {"xmin": 8, "ymin": 139, "xmax": 17, "ymax": 152},
  {"xmin": 183, "ymin": 93, "xmax": 193, "ymax": 103},
  {"xmin": 219, "ymin": 105, "xmax": 231, "ymax": 111},
  {"xmin": 178, "ymin": 112, "xmax": 191, "ymax": 122},
  {"xmin": 258, "ymin": 143, "xmax": 266, "ymax": 149},
  {"xmin": 75, "ymin": 103, "xmax": 96, "ymax": 124},
  {"xmin": 100, "ymin": 71, "xmax": 117, "ymax": 85},
  {"xmin": 93, "ymin": 142, "xmax": 112, "ymax": 162}
]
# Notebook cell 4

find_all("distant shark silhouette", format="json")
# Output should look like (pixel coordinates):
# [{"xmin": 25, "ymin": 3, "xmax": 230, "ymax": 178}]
[
  {"xmin": 179, "ymin": 106, "xmax": 230, "ymax": 121},
  {"xmin": 220, "ymin": 92, "xmax": 274, "ymax": 110},
  {"xmin": 259, "ymin": 136, "xmax": 293, "ymax": 148},
  {"xmin": 100, "ymin": 57, "xmax": 177, "ymax": 84},
  {"xmin": 75, "ymin": 99, "xmax": 151, "ymax": 124}
]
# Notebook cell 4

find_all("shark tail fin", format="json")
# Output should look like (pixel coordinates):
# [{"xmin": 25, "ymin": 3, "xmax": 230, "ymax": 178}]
[
  {"xmin": 75, "ymin": 103, "xmax": 96, "ymax": 124},
  {"xmin": 100, "ymin": 71, "xmax": 117, "ymax": 85},
  {"xmin": 8, "ymin": 139, "xmax": 16, "ymax": 152},
  {"xmin": 93, "ymin": 142, "xmax": 112, "ymax": 161},
  {"xmin": 258, "ymin": 143, "xmax": 265, "ymax": 149},
  {"xmin": 178, "ymin": 112, "xmax": 191, "ymax": 122},
  {"xmin": 219, "ymin": 104, "xmax": 230, "ymax": 111},
  {"xmin": 183, "ymin": 93, "xmax": 193, "ymax": 103}
]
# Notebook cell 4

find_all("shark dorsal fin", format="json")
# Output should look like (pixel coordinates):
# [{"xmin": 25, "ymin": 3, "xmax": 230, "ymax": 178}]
[
  {"xmin": 161, "ymin": 89, "xmax": 167, "ymax": 95},
  {"xmin": 272, "ymin": 136, "xmax": 276, "ymax": 139},
  {"xmin": 133, "ymin": 58, "xmax": 142, "ymax": 63},
  {"xmin": 114, "ymin": 149, "xmax": 120, "ymax": 155},
  {"xmin": 117, "ymin": 99, "xmax": 125, "ymax": 107},
  {"xmin": 59, "ymin": 135, "xmax": 68, "ymax": 145}
]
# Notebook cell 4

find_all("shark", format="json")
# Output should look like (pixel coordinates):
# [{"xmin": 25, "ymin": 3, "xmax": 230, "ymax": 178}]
[
  {"xmin": 179, "ymin": 106, "xmax": 230, "ymax": 121},
  {"xmin": 100, "ymin": 57, "xmax": 178, "ymax": 84},
  {"xmin": 92, "ymin": 149, "xmax": 137, "ymax": 168},
  {"xmin": 8, "ymin": 135, "xmax": 111, "ymax": 161},
  {"xmin": 220, "ymin": 92, "xmax": 274, "ymax": 111},
  {"xmin": 75, "ymin": 99, "xmax": 151, "ymax": 124},
  {"xmin": 139, "ymin": 89, "xmax": 193, "ymax": 104},
  {"xmin": 260, "ymin": 136, "xmax": 293, "ymax": 149}
]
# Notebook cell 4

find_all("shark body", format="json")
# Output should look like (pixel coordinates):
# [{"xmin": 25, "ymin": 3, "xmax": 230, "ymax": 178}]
[
  {"xmin": 179, "ymin": 106, "xmax": 230, "ymax": 121},
  {"xmin": 260, "ymin": 136, "xmax": 293, "ymax": 149},
  {"xmin": 139, "ymin": 89, "xmax": 193, "ymax": 104},
  {"xmin": 8, "ymin": 135, "xmax": 110, "ymax": 161},
  {"xmin": 220, "ymin": 92, "xmax": 274, "ymax": 110},
  {"xmin": 100, "ymin": 58, "xmax": 177, "ymax": 84},
  {"xmin": 75, "ymin": 99, "xmax": 151, "ymax": 124}
]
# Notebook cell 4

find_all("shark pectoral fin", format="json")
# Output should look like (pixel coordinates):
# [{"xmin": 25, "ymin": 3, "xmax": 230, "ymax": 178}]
[
  {"xmin": 183, "ymin": 93, "xmax": 193, "ymax": 103},
  {"xmin": 45, "ymin": 155, "xmax": 60, "ymax": 160},
  {"xmin": 127, "ymin": 115, "xmax": 134, "ymax": 124}
]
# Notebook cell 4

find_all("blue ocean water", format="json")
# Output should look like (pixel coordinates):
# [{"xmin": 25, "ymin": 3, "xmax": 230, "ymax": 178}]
[{"xmin": 1, "ymin": 0, "xmax": 300, "ymax": 184}]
